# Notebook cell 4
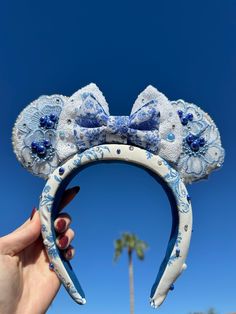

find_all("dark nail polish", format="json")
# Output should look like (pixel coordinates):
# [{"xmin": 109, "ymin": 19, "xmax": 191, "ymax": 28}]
[
  {"xmin": 72, "ymin": 186, "xmax": 80, "ymax": 194},
  {"xmin": 58, "ymin": 235, "xmax": 69, "ymax": 249},
  {"xmin": 30, "ymin": 207, "xmax": 37, "ymax": 220},
  {"xmin": 67, "ymin": 249, "xmax": 73, "ymax": 258},
  {"xmin": 56, "ymin": 219, "xmax": 66, "ymax": 232}
]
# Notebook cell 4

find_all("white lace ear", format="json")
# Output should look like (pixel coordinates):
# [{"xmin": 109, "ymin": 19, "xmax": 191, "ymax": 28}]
[
  {"xmin": 131, "ymin": 85, "xmax": 183, "ymax": 164},
  {"xmin": 12, "ymin": 95, "xmax": 67, "ymax": 179},
  {"xmin": 171, "ymin": 99, "xmax": 225, "ymax": 184}
]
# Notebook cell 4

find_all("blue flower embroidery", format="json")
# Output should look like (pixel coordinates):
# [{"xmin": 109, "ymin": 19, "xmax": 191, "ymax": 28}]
[{"xmin": 172, "ymin": 100, "xmax": 225, "ymax": 183}]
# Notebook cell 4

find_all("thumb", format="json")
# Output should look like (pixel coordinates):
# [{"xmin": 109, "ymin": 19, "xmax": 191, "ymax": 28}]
[{"xmin": 0, "ymin": 210, "xmax": 41, "ymax": 256}]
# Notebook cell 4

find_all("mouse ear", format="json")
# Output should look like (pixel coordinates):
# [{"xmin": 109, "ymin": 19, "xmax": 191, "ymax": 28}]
[
  {"xmin": 131, "ymin": 85, "xmax": 183, "ymax": 163},
  {"xmin": 171, "ymin": 99, "xmax": 225, "ymax": 184},
  {"xmin": 12, "ymin": 95, "xmax": 67, "ymax": 179}
]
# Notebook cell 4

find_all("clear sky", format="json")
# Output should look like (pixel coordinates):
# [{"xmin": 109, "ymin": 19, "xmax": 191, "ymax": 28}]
[{"xmin": 0, "ymin": 1, "xmax": 235, "ymax": 314}]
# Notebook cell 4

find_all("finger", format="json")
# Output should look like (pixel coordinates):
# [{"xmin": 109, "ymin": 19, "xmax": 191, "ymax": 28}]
[
  {"xmin": 13, "ymin": 207, "xmax": 37, "ymax": 233},
  {"xmin": 56, "ymin": 228, "xmax": 75, "ymax": 250},
  {"xmin": 63, "ymin": 245, "xmax": 75, "ymax": 261},
  {"xmin": 54, "ymin": 213, "xmax": 72, "ymax": 234},
  {"xmin": 58, "ymin": 186, "xmax": 80, "ymax": 212},
  {"xmin": 0, "ymin": 211, "xmax": 41, "ymax": 256}
]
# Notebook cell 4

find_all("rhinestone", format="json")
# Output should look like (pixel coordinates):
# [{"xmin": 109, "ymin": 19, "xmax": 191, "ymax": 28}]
[
  {"xmin": 49, "ymin": 263, "xmax": 54, "ymax": 270},
  {"xmin": 166, "ymin": 132, "xmax": 175, "ymax": 142}
]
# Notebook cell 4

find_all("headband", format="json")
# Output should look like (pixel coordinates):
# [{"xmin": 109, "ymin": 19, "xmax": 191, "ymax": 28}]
[{"xmin": 12, "ymin": 84, "xmax": 224, "ymax": 308}]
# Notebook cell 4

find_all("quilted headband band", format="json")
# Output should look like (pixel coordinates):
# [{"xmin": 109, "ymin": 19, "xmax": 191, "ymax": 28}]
[{"xmin": 12, "ymin": 84, "xmax": 224, "ymax": 308}]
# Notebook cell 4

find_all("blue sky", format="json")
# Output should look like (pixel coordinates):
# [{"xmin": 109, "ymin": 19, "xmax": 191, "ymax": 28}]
[{"xmin": 0, "ymin": 1, "xmax": 235, "ymax": 313}]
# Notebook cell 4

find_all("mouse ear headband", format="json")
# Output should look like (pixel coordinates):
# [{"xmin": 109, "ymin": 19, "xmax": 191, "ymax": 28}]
[{"xmin": 12, "ymin": 84, "xmax": 224, "ymax": 308}]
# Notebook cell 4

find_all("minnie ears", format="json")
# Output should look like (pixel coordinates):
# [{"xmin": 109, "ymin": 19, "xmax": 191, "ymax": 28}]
[{"xmin": 12, "ymin": 83, "xmax": 224, "ymax": 184}]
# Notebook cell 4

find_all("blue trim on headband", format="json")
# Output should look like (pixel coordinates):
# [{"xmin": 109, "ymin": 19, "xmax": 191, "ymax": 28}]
[
  {"xmin": 146, "ymin": 169, "xmax": 179, "ymax": 298},
  {"xmin": 50, "ymin": 160, "xmax": 179, "ymax": 301}
]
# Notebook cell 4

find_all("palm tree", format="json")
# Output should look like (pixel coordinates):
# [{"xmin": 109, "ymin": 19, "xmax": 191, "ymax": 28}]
[{"xmin": 114, "ymin": 232, "xmax": 148, "ymax": 314}]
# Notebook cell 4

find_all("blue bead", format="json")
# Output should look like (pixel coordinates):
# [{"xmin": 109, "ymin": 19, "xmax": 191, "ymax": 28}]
[
  {"xmin": 40, "ymin": 116, "xmax": 47, "ymax": 126},
  {"xmin": 186, "ymin": 134, "xmax": 195, "ymax": 144},
  {"xmin": 50, "ymin": 114, "xmax": 58, "ymax": 122},
  {"xmin": 199, "ymin": 137, "xmax": 205, "ymax": 146},
  {"xmin": 31, "ymin": 141, "xmax": 38, "ymax": 149},
  {"xmin": 177, "ymin": 110, "xmax": 183, "ymax": 118},
  {"xmin": 59, "ymin": 167, "xmax": 65, "ymax": 175},
  {"xmin": 181, "ymin": 117, "xmax": 188, "ymax": 126},
  {"xmin": 49, "ymin": 263, "xmax": 54, "ymax": 270},
  {"xmin": 191, "ymin": 140, "xmax": 200, "ymax": 151},
  {"xmin": 170, "ymin": 284, "xmax": 175, "ymax": 291},
  {"xmin": 37, "ymin": 145, "xmax": 46, "ymax": 155},
  {"xmin": 43, "ymin": 139, "xmax": 51, "ymax": 148},
  {"xmin": 46, "ymin": 120, "xmax": 54, "ymax": 128},
  {"xmin": 187, "ymin": 113, "xmax": 193, "ymax": 121},
  {"xmin": 187, "ymin": 195, "xmax": 191, "ymax": 202},
  {"xmin": 166, "ymin": 132, "xmax": 175, "ymax": 142}
]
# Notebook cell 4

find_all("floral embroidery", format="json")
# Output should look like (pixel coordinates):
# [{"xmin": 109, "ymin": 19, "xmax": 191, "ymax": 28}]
[
  {"xmin": 172, "ymin": 100, "xmax": 225, "ymax": 183},
  {"xmin": 12, "ymin": 95, "xmax": 65, "ymax": 179}
]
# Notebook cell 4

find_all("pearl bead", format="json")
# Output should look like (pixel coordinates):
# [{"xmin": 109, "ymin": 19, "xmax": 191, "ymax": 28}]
[
  {"xmin": 40, "ymin": 116, "xmax": 47, "ymax": 126},
  {"xmin": 199, "ymin": 137, "xmax": 205, "ymax": 146},
  {"xmin": 37, "ymin": 145, "xmax": 46, "ymax": 155},
  {"xmin": 177, "ymin": 110, "xmax": 183, "ymax": 118},
  {"xmin": 44, "ymin": 139, "xmax": 51, "ymax": 148},
  {"xmin": 50, "ymin": 114, "xmax": 57, "ymax": 122},
  {"xmin": 59, "ymin": 167, "xmax": 65, "ymax": 175},
  {"xmin": 186, "ymin": 134, "xmax": 195, "ymax": 144},
  {"xmin": 181, "ymin": 117, "xmax": 188, "ymax": 126},
  {"xmin": 191, "ymin": 140, "xmax": 200, "ymax": 151},
  {"xmin": 46, "ymin": 120, "xmax": 54, "ymax": 128},
  {"xmin": 31, "ymin": 141, "xmax": 38, "ymax": 149},
  {"xmin": 187, "ymin": 113, "xmax": 193, "ymax": 121}
]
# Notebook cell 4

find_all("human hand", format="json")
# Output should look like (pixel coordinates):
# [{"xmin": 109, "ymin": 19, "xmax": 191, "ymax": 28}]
[{"xmin": 0, "ymin": 186, "xmax": 80, "ymax": 314}]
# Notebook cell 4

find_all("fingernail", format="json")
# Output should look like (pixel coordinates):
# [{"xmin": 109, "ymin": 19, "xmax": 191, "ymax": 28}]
[
  {"xmin": 30, "ymin": 207, "xmax": 37, "ymax": 220},
  {"xmin": 71, "ymin": 186, "xmax": 80, "ymax": 194},
  {"xmin": 66, "ymin": 248, "xmax": 73, "ymax": 259},
  {"xmin": 58, "ymin": 235, "xmax": 69, "ymax": 249},
  {"xmin": 56, "ymin": 219, "xmax": 66, "ymax": 232}
]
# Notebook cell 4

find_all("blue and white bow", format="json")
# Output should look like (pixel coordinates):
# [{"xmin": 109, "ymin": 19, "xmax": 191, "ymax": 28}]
[{"xmin": 73, "ymin": 93, "xmax": 160, "ymax": 154}]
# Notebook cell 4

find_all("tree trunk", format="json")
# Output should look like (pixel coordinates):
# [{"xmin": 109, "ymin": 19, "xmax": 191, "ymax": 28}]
[{"xmin": 128, "ymin": 249, "xmax": 134, "ymax": 314}]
